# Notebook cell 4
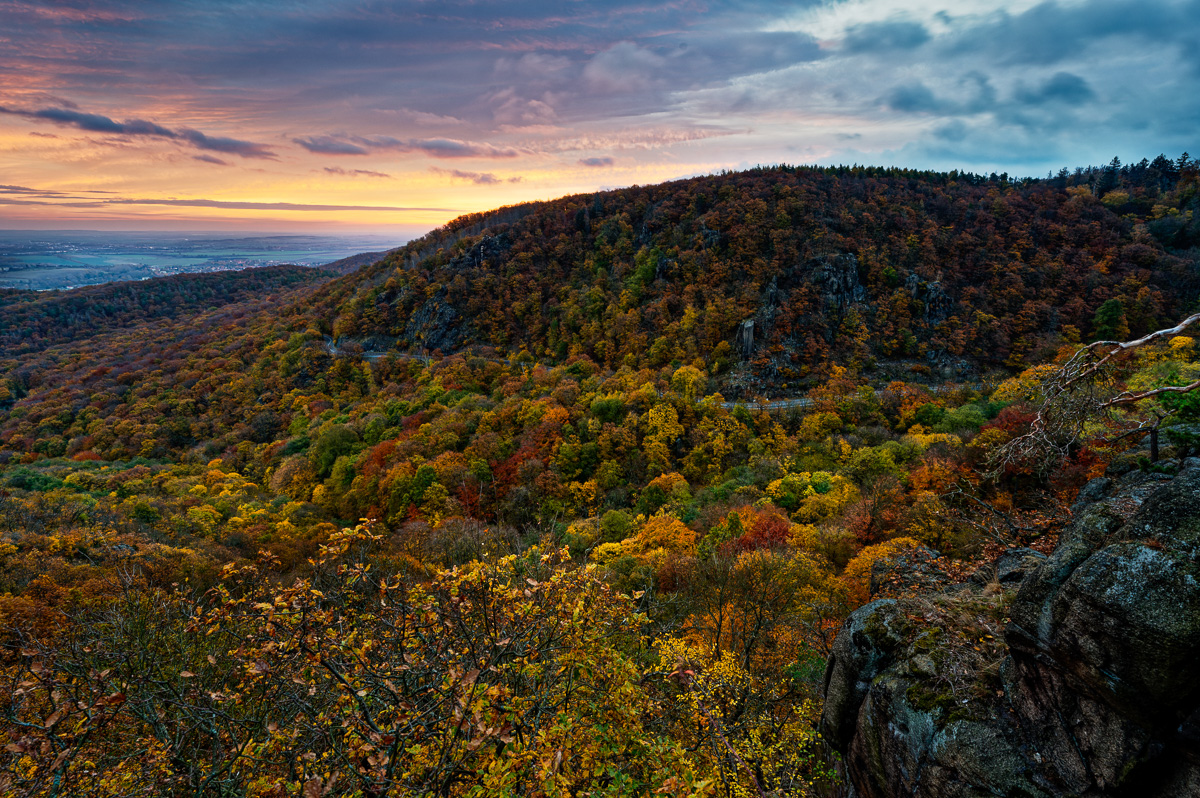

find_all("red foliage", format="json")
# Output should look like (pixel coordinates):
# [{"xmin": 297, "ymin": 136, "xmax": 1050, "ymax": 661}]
[
  {"xmin": 729, "ymin": 511, "xmax": 791, "ymax": 552},
  {"xmin": 359, "ymin": 440, "xmax": 397, "ymax": 477},
  {"xmin": 982, "ymin": 405, "xmax": 1037, "ymax": 438}
]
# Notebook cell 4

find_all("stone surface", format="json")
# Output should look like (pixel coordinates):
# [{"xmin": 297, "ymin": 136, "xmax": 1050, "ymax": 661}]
[{"xmin": 823, "ymin": 463, "xmax": 1200, "ymax": 797}]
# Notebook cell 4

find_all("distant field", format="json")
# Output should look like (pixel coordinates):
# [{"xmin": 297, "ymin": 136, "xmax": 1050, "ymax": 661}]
[{"xmin": 0, "ymin": 231, "xmax": 402, "ymax": 290}]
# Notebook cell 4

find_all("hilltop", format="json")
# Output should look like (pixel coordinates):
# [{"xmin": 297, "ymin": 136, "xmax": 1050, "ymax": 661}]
[{"xmin": 319, "ymin": 158, "xmax": 1200, "ymax": 397}]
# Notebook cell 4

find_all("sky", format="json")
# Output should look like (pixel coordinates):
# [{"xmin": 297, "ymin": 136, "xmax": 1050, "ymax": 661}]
[{"xmin": 1, "ymin": 0, "xmax": 1197, "ymax": 236}]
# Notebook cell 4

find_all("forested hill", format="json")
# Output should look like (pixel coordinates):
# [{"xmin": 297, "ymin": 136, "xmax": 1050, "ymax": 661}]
[
  {"xmin": 321, "ymin": 157, "xmax": 1200, "ymax": 393},
  {"xmin": 0, "ymin": 264, "xmax": 330, "ymax": 357}
]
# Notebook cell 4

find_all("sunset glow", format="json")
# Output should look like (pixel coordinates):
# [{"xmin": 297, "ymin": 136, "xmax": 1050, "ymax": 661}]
[{"xmin": 2, "ymin": 0, "xmax": 1197, "ymax": 234}]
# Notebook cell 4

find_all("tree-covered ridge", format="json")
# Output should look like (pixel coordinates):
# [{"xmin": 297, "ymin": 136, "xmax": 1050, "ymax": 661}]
[
  {"xmin": 0, "ymin": 264, "xmax": 330, "ymax": 357},
  {"xmin": 325, "ymin": 157, "xmax": 1199, "ymax": 391}
]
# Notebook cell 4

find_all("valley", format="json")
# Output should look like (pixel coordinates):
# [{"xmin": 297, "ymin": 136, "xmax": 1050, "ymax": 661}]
[{"xmin": 1, "ymin": 159, "xmax": 1198, "ymax": 796}]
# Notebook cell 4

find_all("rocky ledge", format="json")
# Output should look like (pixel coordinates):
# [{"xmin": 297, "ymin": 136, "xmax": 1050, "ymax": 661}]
[{"xmin": 822, "ymin": 462, "xmax": 1200, "ymax": 797}]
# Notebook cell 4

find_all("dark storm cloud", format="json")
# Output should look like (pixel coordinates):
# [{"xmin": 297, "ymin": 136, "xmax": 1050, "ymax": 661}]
[{"xmin": 0, "ymin": 104, "xmax": 276, "ymax": 158}]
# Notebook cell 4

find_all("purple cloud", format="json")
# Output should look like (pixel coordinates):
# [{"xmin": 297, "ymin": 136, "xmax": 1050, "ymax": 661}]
[
  {"xmin": 294, "ymin": 135, "xmax": 370, "ymax": 155},
  {"xmin": 0, "ymin": 104, "xmax": 276, "ymax": 159}
]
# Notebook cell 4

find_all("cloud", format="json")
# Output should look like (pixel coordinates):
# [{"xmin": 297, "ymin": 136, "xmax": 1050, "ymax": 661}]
[
  {"xmin": 323, "ymin": 166, "xmax": 392, "ymax": 178},
  {"xmin": 579, "ymin": 157, "xmax": 614, "ymax": 167},
  {"xmin": 106, "ymin": 198, "xmax": 444, "ymax": 212},
  {"xmin": 293, "ymin": 135, "xmax": 370, "ymax": 155},
  {"xmin": 4, "ymin": 0, "xmax": 1200, "ymax": 213},
  {"xmin": 0, "ymin": 104, "xmax": 277, "ymax": 158},
  {"xmin": 295, "ymin": 134, "xmax": 522, "ymax": 159},
  {"xmin": 0, "ymin": 184, "xmax": 114, "ymax": 199},
  {"xmin": 193, "ymin": 154, "xmax": 229, "ymax": 165},
  {"xmin": 1015, "ymin": 71, "xmax": 1095, "ymax": 106},
  {"xmin": 429, "ymin": 167, "xmax": 521, "ymax": 184},
  {"xmin": 883, "ymin": 82, "xmax": 945, "ymax": 113},
  {"xmin": 0, "ymin": 184, "xmax": 456, "ymax": 212},
  {"xmin": 407, "ymin": 138, "xmax": 521, "ymax": 158},
  {"xmin": 177, "ymin": 129, "xmax": 275, "ymax": 158},
  {"xmin": 943, "ymin": 0, "xmax": 1198, "ymax": 66},
  {"xmin": 583, "ymin": 42, "xmax": 666, "ymax": 94},
  {"xmin": 489, "ymin": 88, "xmax": 559, "ymax": 126},
  {"xmin": 843, "ymin": 20, "xmax": 930, "ymax": 52}
]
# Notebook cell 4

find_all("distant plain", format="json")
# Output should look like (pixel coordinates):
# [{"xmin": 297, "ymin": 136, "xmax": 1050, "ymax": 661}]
[{"xmin": 0, "ymin": 231, "xmax": 400, "ymax": 290}]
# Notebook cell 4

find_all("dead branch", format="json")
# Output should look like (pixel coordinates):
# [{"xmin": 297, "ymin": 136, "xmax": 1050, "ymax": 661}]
[{"xmin": 992, "ymin": 314, "xmax": 1200, "ymax": 476}]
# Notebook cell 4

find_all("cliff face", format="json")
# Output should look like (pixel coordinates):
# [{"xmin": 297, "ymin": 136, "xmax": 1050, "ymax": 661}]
[{"xmin": 822, "ymin": 463, "xmax": 1200, "ymax": 797}]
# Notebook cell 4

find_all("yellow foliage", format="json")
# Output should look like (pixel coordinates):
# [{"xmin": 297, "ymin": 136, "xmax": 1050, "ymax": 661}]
[
  {"xmin": 670, "ymin": 365, "xmax": 707, "ymax": 402},
  {"xmin": 902, "ymin": 425, "xmax": 963, "ymax": 453},
  {"xmin": 657, "ymin": 633, "xmax": 830, "ymax": 796},
  {"xmin": 567, "ymin": 480, "xmax": 602, "ymax": 515},
  {"xmin": 842, "ymin": 537, "xmax": 922, "ymax": 606},
  {"xmin": 991, "ymin": 363, "xmax": 1058, "ymax": 404},
  {"xmin": 1169, "ymin": 336, "xmax": 1196, "ymax": 360},
  {"xmin": 625, "ymin": 513, "xmax": 697, "ymax": 556},
  {"xmin": 766, "ymin": 471, "xmax": 859, "ymax": 523},
  {"xmin": 905, "ymin": 491, "xmax": 956, "ymax": 549},
  {"xmin": 592, "ymin": 541, "xmax": 625, "ymax": 563},
  {"xmin": 647, "ymin": 471, "xmax": 690, "ymax": 499},
  {"xmin": 789, "ymin": 523, "xmax": 820, "ymax": 551},
  {"xmin": 795, "ymin": 411, "xmax": 843, "ymax": 441},
  {"xmin": 644, "ymin": 403, "xmax": 685, "ymax": 474}
]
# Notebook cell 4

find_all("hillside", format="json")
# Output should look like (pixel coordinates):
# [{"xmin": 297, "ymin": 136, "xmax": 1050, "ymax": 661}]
[
  {"xmin": 1, "ymin": 157, "xmax": 1199, "ymax": 797},
  {"xmin": 322, "ymin": 159, "xmax": 1200, "ymax": 396},
  {"xmin": 0, "ymin": 264, "xmax": 330, "ymax": 357}
]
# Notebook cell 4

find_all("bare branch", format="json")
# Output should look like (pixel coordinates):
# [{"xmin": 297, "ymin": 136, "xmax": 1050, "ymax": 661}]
[
  {"xmin": 992, "ymin": 314, "xmax": 1200, "ymax": 476},
  {"xmin": 1105, "ymin": 379, "xmax": 1200, "ymax": 408}
]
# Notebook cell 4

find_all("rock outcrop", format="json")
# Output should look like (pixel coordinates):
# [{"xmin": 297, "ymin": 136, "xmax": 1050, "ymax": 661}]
[
  {"xmin": 810, "ymin": 253, "xmax": 867, "ymax": 314},
  {"xmin": 402, "ymin": 287, "xmax": 471, "ymax": 353},
  {"xmin": 822, "ymin": 462, "xmax": 1200, "ymax": 797}
]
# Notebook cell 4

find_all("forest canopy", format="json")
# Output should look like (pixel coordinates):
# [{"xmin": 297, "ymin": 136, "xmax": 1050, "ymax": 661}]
[{"xmin": 1, "ymin": 155, "xmax": 1198, "ymax": 796}]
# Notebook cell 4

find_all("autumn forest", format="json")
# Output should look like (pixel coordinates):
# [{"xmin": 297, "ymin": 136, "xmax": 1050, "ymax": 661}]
[{"xmin": 2, "ymin": 155, "xmax": 1199, "ymax": 796}]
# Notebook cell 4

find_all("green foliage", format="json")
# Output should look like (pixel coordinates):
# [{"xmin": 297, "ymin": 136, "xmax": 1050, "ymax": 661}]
[{"xmin": 1091, "ymin": 298, "xmax": 1131, "ymax": 341}]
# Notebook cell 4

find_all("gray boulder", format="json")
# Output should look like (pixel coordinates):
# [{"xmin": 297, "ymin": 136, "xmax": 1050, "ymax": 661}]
[{"xmin": 823, "ymin": 464, "xmax": 1200, "ymax": 797}]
